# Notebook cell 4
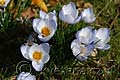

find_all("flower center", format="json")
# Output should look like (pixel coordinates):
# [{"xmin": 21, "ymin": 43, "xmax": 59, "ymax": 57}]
[
  {"xmin": 0, "ymin": 0, "xmax": 5, "ymax": 6},
  {"xmin": 80, "ymin": 47, "xmax": 85, "ymax": 56},
  {"xmin": 33, "ymin": 51, "xmax": 42, "ymax": 61},
  {"xmin": 41, "ymin": 27, "xmax": 50, "ymax": 37}
]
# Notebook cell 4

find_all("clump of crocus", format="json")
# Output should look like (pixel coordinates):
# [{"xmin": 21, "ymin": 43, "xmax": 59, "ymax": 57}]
[
  {"xmin": 59, "ymin": 2, "xmax": 96, "ymax": 24},
  {"xmin": 71, "ymin": 27, "xmax": 110, "ymax": 61},
  {"xmin": 20, "ymin": 43, "xmax": 50, "ymax": 71}
]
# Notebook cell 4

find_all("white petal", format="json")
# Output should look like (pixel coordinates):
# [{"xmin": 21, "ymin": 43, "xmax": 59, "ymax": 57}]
[
  {"xmin": 59, "ymin": 10, "xmax": 74, "ymax": 24},
  {"xmin": 59, "ymin": 10, "xmax": 66, "ymax": 22},
  {"xmin": 71, "ymin": 39, "xmax": 81, "ymax": 56},
  {"xmin": 76, "ymin": 44, "xmax": 94, "ymax": 61},
  {"xmin": 17, "ymin": 72, "xmax": 25, "ymax": 80},
  {"xmin": 76, "ymin": 27, "xmax": 94, "ymax": 44},
  {"xmin": 17, "ymin": 72, "xmax": 30, "ymax": 80},
  {"xmin": 102, "ymin": 44, "xmax": 110, "ymax": 50},
  {"xmin": 32, "ymin": 61, "xmax": 44, "ymax": 71},
  {"xmin": 33, "ymin": 18, "xmax": 40, "ymax": 32},
  {"xmin": 72, "ymin": 15, "xmax": 82, "ymax": 24},
  {"xmin": 39, "ymin": 10, "xmax": 46, "ymax": 19},
  {"xmin": 95, "ymin": 28, "xmax": 110, "ymax": 43},
  {"xmin": 76, "ymin": 55, "xmax": 88, "ymax": 61},
  {"xmin": 60, "ymin": 12, "xmax": 78, "ymax": 24},
  {"xmin": 95, "ymin": 41, "xmax": 105, "ymax": 49},
  {"xmin": 81, "ymin": 8, "xmax": 96, "ymax": 23},
  {"xmin": 83, "ymin": 16, "xmax": 96, "ymax": 23},
  {"xmin": 46, "ymin": 10, "xmax": 57, "ymax": 22},
  {"xmin": 17, "ymin": 72, "xmax": 36, "ymax": 80},
  {"xmin": 21, "ymin": 72, "xmax": 30, "ymax": 80},
  {"xmin": 38, "ymin": 35, "xmax": 51, "ymax": 42},
  {"xmin": 50, "ymin": 20, "xmax": 57, "ymax": 28},
  {"xmin": 40, "ymin": 43, "xmax": 50, "ymax": 54},
  {"xmin": 64, "ymin": 15, "xmax": 75, "ymax": 23},
  {"xmin": 43, "ymin": 54, "xmax": 50, "ymax": 63},
  {"xmin": 95, "ymin": 42, "xmax": 110, "ymax": 50},
  {"xmin": 63, "ymin": 2, "xmax": 77, "ymax": 18},
  {"xmin": 52, "ymin": 10, "xmax": 57, "ymax": 22},
  {"xmin": 20, "ymin": 45, "xmax": 29, "ymax": 59},
  {"xmin": 39, "ymin": 43, "xmax": 50, "ymax": 63},
  {"xmin": 25, "ymin": 74, "xmax": 36, "ymax": 80}
]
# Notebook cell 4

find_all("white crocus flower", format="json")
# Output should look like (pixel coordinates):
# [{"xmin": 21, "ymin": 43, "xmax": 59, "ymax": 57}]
[
  {"xmin": 71, "ymin": 39, "xmax": 94, "ymax": 61},
  {"xmin": 33, "ymin": 19, "xmax": 57, "ymax": 42},
  {"xmin": 76, "ymin": 27, "xmax": 95, "ymax": 45},
  {"xmin": 81, "ymin": 8, "xmax": 96, "ymax": 23},
  {"xmin": 95, "ymin": 28, "xmax": 110, "ymax": 50},
  {"xmin": 20, "ymin": 43, "xmax": 50, "ymax": 71},
  {"xmin": 17, "ymin": 72, "xmax": 36, "ymax": 80},
  {"xmin": 0, "ymin": 0, "xmax": 10, "ymax": 7},
  {"xmin": 59, "ymin": 2, "xmax": 81, "ymax": 24}
]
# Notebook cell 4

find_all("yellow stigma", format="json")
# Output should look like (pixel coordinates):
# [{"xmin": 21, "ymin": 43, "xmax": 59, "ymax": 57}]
[
  {"xmin": 80, "ymin": 46, "xmax": 86, "ymax": 56},
  {"xmin": 0, "ymin": 0, "xmax": 5, "ymax": 6},
  {"xmin": 33, "ymin": 51, "xmax": 42, "ymax": 61},
  {"xmin": 41, "ymin": 27, "xmax": 50, "ymax": 37}
]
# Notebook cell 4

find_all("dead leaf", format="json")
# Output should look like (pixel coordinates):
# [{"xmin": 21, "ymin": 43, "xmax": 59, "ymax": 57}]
[
  {"xmin": 76, "ymin": 0, "xmax": 84, "ymax": 8},
  {"xmin": 13, "ymin": 8, "xmax": 18, "ymax": 18},
  {"xmin": 31, "ymin": 0, "xmax": 48, "ymax": 12},
  {"xmin": 114, "ymin": 0, "xmax": 120, "ymax": 5},
  {"xmin": 12, "ymin": 0, "xmax": 22, "ymax": 18},
  {"xmin": 21, "ymin": 7, "xmax": 36, "ymax": 19},
  {"xmin": 84, "ymin": 2, "xmax": 93, "ymax": 8},
  {"xmin": 8, "ymin": 0, "xmax": 15, "ymax": 11},
  {"xmin": 9, "ymin": 75, "xmax": 17, "ymax": 80},
  {"xmin": 76, "ymin": 0, "xmax": 84, "ymax": 11},
  {"xmin": 48, "ymin": 0, "xmax": 58, "ymax": 6}
]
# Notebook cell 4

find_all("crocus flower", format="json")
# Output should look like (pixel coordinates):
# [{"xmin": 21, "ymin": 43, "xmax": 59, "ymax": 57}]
[
  {"xmin": 17, "ymin": 72, "xmax": 36, "ymax": 80},
  {"xmin": 59, "ymin": 2, "xmax": 81, "ymax": 24},
  {"xmin": 0, "ymin": 0, "xmax": 10, "ymax": 7},
  {"xmin": 75, "ymin": 27, "xmax": 95, "ymax": 45},
  {"xmin": 71, "ymin": 39, "xmax": 94, "ymax": 61},
  {"xmin": 33, "ymin": 19, "xmax": 57, "ymax": 42},
  {"xmin": 81, "ymin": 8, "xmax": 96, "ymax": 23},
  {"xmin": 71, "ymin": 27, "xmax": 110, "ymax": 61},
  {"xmin": 71, "ymin": 27, "xmax": 95, "ymax": 61},
  {"xmin": 20, "ymin": 43, "xmax": 50, "ymax": 71},
  {"xmin": 95, "ymin": 28, "xmax": 110, "ymax": 50}
]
